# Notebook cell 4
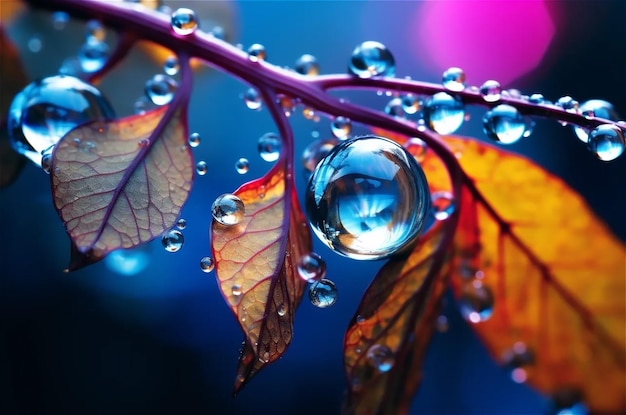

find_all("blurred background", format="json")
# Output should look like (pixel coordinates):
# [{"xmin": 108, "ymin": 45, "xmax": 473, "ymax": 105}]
[{"xmin": 1, "ymin": 1, "xmax": 624, "ymax": 414}]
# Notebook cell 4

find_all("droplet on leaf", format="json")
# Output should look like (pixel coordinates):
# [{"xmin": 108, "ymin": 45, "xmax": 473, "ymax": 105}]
[
  {"xmin": 308, "ymin": 278, "xmax": 338, "ymax": 308},
  {"xmin": 52, "ymin": 12, "xmax": 69, "ymax": 30},
  {"xmin": 235, "ymin": 158, "xmax": 249, "ymax": 174},
  {"xmin": 8, "ymin": 75, "xmax": 115, "ymax": 166},
  {"xmin": 385, "ymin": 97, "xmax": 405, "ymax": 118},
  {"xmin": 295, "ymin": 54, "xmax": 319, "ymax": 75},
  {"xmin": 231, "ymin": 284, "xmax": 242, "ymax": 296},
  {"xmin": 200, "ymin": 256, "xmax": 215, "ymax": 273},
  {"xmin": 587, "ymin": 124, "xmax": 625, "ymax": 161},
  {"xmin": 431, "ymin": 191, "xmax": 455, "ymax": 220},
  {"xmin": 482, "ymin": 104, "xmax": 527, "ymax": 144},
  {"xmin": 458, "ymin": 279, "xmax": 494, "ymax": 323},
  {"xmin": 161, "ymin": 229, "xmax": 184, "ymax": 252},
  {"xmin": 145, "ymin": 74, "xmax": 177, "ymax": 106},
  {"xmin": 442, "ymin": 67, "xmax": 466, "ymax": 92},
  {"xmin": 479, "ymin": 80, "xmax": 502, "ymax": 103},
  {"xmin": 297, "ymin": 252, "xmax": 327, "ymax": 282},
  {"xmin": 423, "ymin": 92, "xmax": 465, "ymax": 134},
  {"xmin": 171, "ymin": 8, "xmax": 198, "ymax": 35},
  {"xmin": 212, "ymin": 194, "xmax": 245, "ymax": 226},
  {"xmin": 366, "ymin": 344, "xmax": 395, "ymax": 373},
  {"xmin": 331, "ymin": 116, "xmax": 352, "ymax": 140},
  {"xmin": 305, "ymin": 136, "xmax": 430, "ymax": 260},
  {"xmin": 258, "ymin": 132, "xmax": 282, "ymax": 162},
  {"xmin": 348, "ymin": 41, "xmax": 395, "ymax": 78}
]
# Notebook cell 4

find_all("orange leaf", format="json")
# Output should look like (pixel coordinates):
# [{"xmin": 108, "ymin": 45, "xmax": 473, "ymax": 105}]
[
  {"xmin": 443, "ymin": 137, "xmax": 626, "ymax": 413},
  {"xmin": 342, "ymin": 222, "xmax": 450, "ymax": 415},
  {"xmin": 51, "ymin": 105, "xmax": 193, "ymax": 270}
]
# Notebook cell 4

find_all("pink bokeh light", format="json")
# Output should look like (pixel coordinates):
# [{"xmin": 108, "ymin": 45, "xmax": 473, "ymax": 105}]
[{"xmin": 413, "ymin": 0, "xmax": 555, "ymax": 86}]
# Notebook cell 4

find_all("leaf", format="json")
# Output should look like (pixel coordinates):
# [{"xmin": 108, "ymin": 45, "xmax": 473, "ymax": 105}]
[
  {"xmin": 342, "ymin": 221, "xmax": 450, "ymax": 415},
  {"xmin": 0, "ymin": 24, "xmax": 28, "ymax": 188},
  {"xmin": 51, "ymin": 105, "xmax": 193, "ymax": 270},
  {"xmin": 211, "ymin": 162, "xmax": 310, "ymax": 392},
  {"xmin": 443, "ymin": 137, "xmax": 626, "ymax": 413}
]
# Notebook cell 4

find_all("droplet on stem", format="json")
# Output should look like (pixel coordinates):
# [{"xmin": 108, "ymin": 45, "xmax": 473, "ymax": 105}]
[
  {"xmin": 171, "ymin": 8, "xmax": 198, "ymax": 35},
  {"xmin": 482, "ymin": 104, "xmax": 527, "ymax": 144},
  {"xmin": 479, "ymin": 80, "xmax": 502, "ymax": 103},
  {"xmin": 442, "ymin": 67, "xmax": 466, "ymax": 92},
  {"xmin": 145, "ymin": 74, "xmax": 177, "ymax": 106},
  {"xmin": 366, "ymin": 344, "xmax": 394, "ymax": 372},
  {"xmin": 295, "ymin": 54, "xmax": 319, "ymax": 76}
]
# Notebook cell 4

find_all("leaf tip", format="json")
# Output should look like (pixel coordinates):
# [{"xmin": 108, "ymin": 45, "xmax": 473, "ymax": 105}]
[{"xmin": 66, "ymin": 244, "xmax": 102, "ymax": 272}]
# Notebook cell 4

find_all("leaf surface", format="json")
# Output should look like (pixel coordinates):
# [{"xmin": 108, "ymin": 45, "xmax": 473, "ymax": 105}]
[{"xmin": 51, "ymin": 105, "xmax": 193, "ymax": 270}]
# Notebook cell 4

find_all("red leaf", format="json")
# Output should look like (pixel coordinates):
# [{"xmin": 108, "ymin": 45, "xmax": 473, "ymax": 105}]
[{"xmin": 51, "ymin": 105, "xmax": 193, "ymax": 270}]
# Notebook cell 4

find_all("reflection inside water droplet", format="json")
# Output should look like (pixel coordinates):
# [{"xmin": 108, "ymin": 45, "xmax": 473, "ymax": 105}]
[
  {"xmin": 161, "ymin": 229, "xmax": 184, "ymax": 252},
  {"xmin": 308, "ymin": 278, "xmax": 337, "ymax": 308},
  {"xmin": 366, "ymin": 344, "xmax": 394, "ymax": 372},
  {"xmin": 200, "ymin": 256, "xmax": 215, "ymax": 273},
  {"xmin": 212, "ymin": 194, "xmax": 245, "ymax": 225}
]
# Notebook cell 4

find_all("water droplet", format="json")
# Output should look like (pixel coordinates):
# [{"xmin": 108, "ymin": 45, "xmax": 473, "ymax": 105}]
[
  {"xmin": 404, "ymin": 137, "xmax": 427, "ymax": 163},
  {"xmin": 401, "ymin": 94, "xmax": 420, "ymax": 115},
  {"xmin": 308, "ymin": 278, "xmax": 338, "ymax": 308},
  {"xmin": 305, "ymin": 136, "xmax": 430, "ymax": 260},
  {"xmin": 442, "ymin": 67, "xmax": 466, "ymax": 92},
  {"xmin": 40, "ymin": 145, "xmax": 54, "ymax": 174},
  {"xmin": 200, "ymin": 256, "xmax": 215, "ymax": 273},
  {"xmin": 302, "ymin": 137, "xmax": 339, "ymax": 174},
  {"xmin": 501, "ymin": 342, "xmax": 535, "ymax": 377},
  {"xmin": 348, "ymin": 41, "xmax": 395, "ymax": 78},
  {"xmin": 297, "ymin": 252, "xmax": 327, "ymax": 282},
  {"xmin": 85, "ymin": 19, "xmax": 106, "ymax": 42},
  {"xmin": 459, "ymin": 279, "xmax": 494, "ymax": 323},
  {"xmin": 302, "ymin": 107, "xmax": 316, "ymax": 120},
  {"xmin": 482, "ymin": 104, "xmax": 527, "ymax": 144},
  {"xmin": 104, "ymin": 246, "xmax": 150, "ymax": 276},
  {"xmin": 295, "ymin": 54, "xmax": 319, "ymax": 76},
  {"xmin": 587, "ymin": 124, "xmax": 625, "ymax": 161},
  {"xmin": 161, "ymin": 229, "xmax": 184, "ymax": 252},
  {"xmin": 331, "ymin": 116, "xmax": 352, "ymax": 139},
  {"xmin": 574, "ymin": 100, "xmax": 619, "ymax": 142},
  {"xmin": 430, "ymin": 191, "xmax": 455, "ymax": 220},
  {"xmin": 163, "ymin": 56, "xmax": 180, "ymax": 76},
  {"xmin": 52, "ymin": 11, "xmax": 69, "ymax": 30},
  {"xmin": 231, "ymin": 284, "xmax": 242, "ymax": 296},
  {"xmin": 78, "ymin": 39, "xmax": 110, "ymax": 73},
  {"xmin": 8, "ymin": 75, "xmax": 115, "ymax": 166},
  {"xmin": 479, "ymin": 80, "xmax": 502, "ymax": 102},
  {"xmin": 366, "ymin": 344, "xmax": 394, "ymax": 372},
  {"xmin": 212, "ymin": 193, "xmax": 245, "ymax": 226},
  {"xmin": 277, "ymin": 303, "xmax": 287, "ymax": 316},
  {"xmin": 188, "ymin": 132, "xmax": 201, "ymax": 148},
  {"xmin": 171, "ymin": 8, "xmax": 198, "ymax": 35},
  {"xmin": 423, "ymin": 92, "xmax": 465, "ymax": 134},
  {"xmin": 258, "ymin": 132, "xmax": 282, "ymax": 162},
  {"xmin": 176, "ymin": 218, "xmax": 187, "ymax": 230},
  {"xmin": 195, "ymin": 161, "xmax": 208, "ymax": 175},
  {"xmin": 556, "ymin": 95, "xmax": 579, "ymax": 112},
  {"xmin": 28, "ymin": 35, "xmax": 42, "ymax": 53},
  {"xmin": 235, "ymin": 158, "xmax": 249, "ymax": 174},
  {"xmin": 247, "ymin": 43, "xmax": 266, "ymax": 62},
  {"xmin": 385, "ymin": 97, "xmax": 405, "ymax": 118},
  {"xmin": 243, "ymin": 87, "xmax": 262, "ymax": 110},
  {"xmin": 145, "ymin": 74, "xmax": 177, "ymax": 106},
  {"xmin": 529, "ymin": 93, "xmax": 545, "ymax": 104},
  {"xmin": 356, "ymin": 315, "xmax": 366, "ymax": 324}
]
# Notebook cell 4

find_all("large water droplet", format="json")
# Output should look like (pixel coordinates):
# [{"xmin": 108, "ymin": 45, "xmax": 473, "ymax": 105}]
[
  {"xmin": 243, "ymin": 87, "xmax": 262, "ymax": 110},
  {"xmin": 305, "ymin": 135, "xmax": 430, "ymax": 260},
  {"xmin": 423, "ymin": 92, "xmax": 465, "ymax": 134},
  {"xmin": 277, "ymin": 303, "xmax": 287, "ymax": 316},
  {"xmin": 171, "ymin": 8, "xmax": 198, "ymax": 35},
  {"xmin": 297, "ymin": 252, "xmax": 327, "ymax": 282},
  {"xmin": 78, "ymin": 39, "xmax": 110, "ymax": 73},
  {"xmin": 331, "ymin": 116, "xmax": 352, "ymax": 140},
  {"xmin": 302, "ymin": 137, "xmax": 339, "ymax": 176},
  {"xmin": 161, "ymin": 229, "xmax": 184, "ymax": 252},
  {"xmin": 458, "ymin": 279, "xmax": 494, "ymax": 323},
  {"xmin": 247, "ymin": 43, "xmax": 266, "ymax": 62},
  {"xmin": 556, "ymin": 95, "xmax": 579, "ymax": 112},
  {"xmin": 212, "ymin": 194, "xmax": 245, "ymax": 225},
  {"xmin": 574, "ymin": 100, "xmax": 619, "ymax": 142},
  {"xmin": 104, "ymin": 246, "xmax": 150, "ymax": 276},
  {"xmin": 235, "ymin": 158, "xmax": 249, "ymax": 174},
  {"xmin": 8, "ymin": 75, "xmax": 115, "ymax": 166},
  {"xmin": 200, "ymin": 256, "xmax": 215, "ymax": 273},
  {"xmin": 366, "ymin": 344, "xmax": 394, "ymax": 372},
  {"xmin": 295, "ymin": 54, "xmax": 319, "ymax": 76},
  {"xmin": 587, "ymin": 124, "xmax": 625, "ymax": 161},
  {"xmin": 145, "ymin": 74, "xmax": 177, "ymax": 106},
  {"xmin": 308, "ymin": 278, "xmax": 338, "ymax": 308},
  {"xmin": 231, "ymin": 284, "xmax": 242, "ymax": 296},
  {"xmin": 442, "ymin": 67, "xmax": 466, "ymax": 92},
  {"xmin": 258, "ymin": 132, "xmax": 282, "ymax": 162},
  {"xmin": 479, "ymin": 80, "xmax": 502, "ymax": 102},
  {"xmin": 482, "ymin": 104, "xmax": 527, "ymax": 144},
  {"xmin": 348, "ymin": 41, "xmax": 395, "ymax": 78}
]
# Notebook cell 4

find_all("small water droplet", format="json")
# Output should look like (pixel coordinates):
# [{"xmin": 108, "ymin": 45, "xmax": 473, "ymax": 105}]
[
  {"xmin": 85, "ymin": 19, "xmax": 106, "ymax": 42},
  {"xmin": 145, "ymin": 74, "xmax": 177, "ymax": 106},
  {"xmin": 459, "ymin": 279, "xmax": 494, "ymax": 323},
  {"xmin": 52, "ymin": 11, "xmax": 69, "ymax": 30},
  {"xmin": 442, "ymin": 67, "xmax": 466, "ymax": 92},
  {"xmin": 295, "ymin": 54, "xmax": 319, "ymax": 76},
  {"xmin": 501, "ymin": 341, "xmax": 535, "ymax": 378},
  {"xmin": 257, "ymin": 185, "xmax": 266, "ymax": 199},
  {"xmin": 40, "ymin": 145, "xmax": 54, "ymax": 174},
  {"xmin": 401, "ymin": 94, "xmax": 421, "ymax": 115},
  {"xmin": 482, "ymin": 104, "xmax": 527, "ymax": 144},
  {"xmin": 78, "ymin": 39, "xmax": 109, "ymax": 73},
  {"xmin": 235, "ymin": 158, "xmax": 249, "ymax": 174},
  {"xmin": 431, "ymin": 191, "xmax": 455, "ymax": 220},
  {"xmin": 423, "ymin": 92, "xmax": 465, "ymax": 134},
  {"xmin": 277, "ymin": 303, "xmax": 287, "ymax": 316},
  {"xmin": 297, "ymin": 252, "xmax": 327, "ymax": 282},
  {"xmin": 528, "ymin": 93, "xmax": 545, "ymax": 104},
  {"xmin": 163, "ymin": 56, "xmax": 180, "ymax": 75},
  {"xmin": 247, "ymin": 43, "xmax": 266, "ymax": 62},
  {"xmin": 479, "ymin": 80, "xmax": 502, "ymax": 103},
  {"xmin": 587, "ymin": 124, "xmax": 625, "ymax": 161},
  {"xmin": 302, "ymin": 137, "xmax": 339, "ymax": 174},
  {"xmin": 404, "ymin": 137, "xmax": 427, "ymax": 163},
  {"xmin": 331, "ymin": 116, "xmax": 352, "ymax": 140},
  {"xmin": 188, "ymin": 132, "xmax": 201, "ymax": 148},
  {"xmin": 574, "ymin": 100, "xmax": 619, "ymax": 142},
  {"xmin": 366, "ymin": 344, "xmax": 394, "ymax": 372},
  {"xmin": 171, "ymin": 8, "xmax": 198, "ymax": 35},
  {"xmin": 348, "ymin": 41, "xmax": 395, "ymax": 78},
  {"xmin": 176, "ymin": 218, "xmax": 187, "ymax": 230},
  {"xmin": 385, "ymin": 97, "xmax": 405, "ymax": 118},
  {"xmin": 231, "ymin": 284, "xmax": 242, "ymax": 296},
  {"xmin": 355, "ymin": 315, "xmax": 366, "ymax": 324},
  {"xmin": 258, "ymin": 132, "xmax": 282, "ymax": 162},
  {"xmin": 196, "ymin": 161, "xmax": 208, "ymax": 175},
  {"xmin": 200, "ymin": 256, "xmax": 215, "ymax": 273},
  {"xmin": 308, "ymin": 278, "xmax": 338, "ymax": 308},
  {"xmin": 305, "ymin": 136, "xmax": 430, "ymax": 260},
  {"xmin": 212, "ymin": 194, "xmax": 245, "ymax": 226},
  {"xmin": 161, "ymin": 229, "xmax": 184, "ymax": 252},
  {"xmin": 243, "ymin": 87, "xmax": 262, "ymax": 110}
]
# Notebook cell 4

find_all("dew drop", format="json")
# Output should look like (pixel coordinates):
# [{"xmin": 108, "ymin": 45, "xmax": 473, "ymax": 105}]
[
  {"xmin": 176, "ymin": 218, "xmax": 187, "ymax": 230},
  {"xmin": 587, "ymin": 124, "xmax": 625, "ymax": 161},
  {"xmin": 243, "ymin": 87, "xmax": 262, "ymax": 110},
  {"xmin": 104, "ymin": 246, "xmax": 150, "ymax": 276},
  {"xmin": 331, "ymin": 116, "xmax": 352, "ymax": 140},
  {"xmin": 482, "ymin": 104, "xmax": 527, "ymax": 144},
  {"xmin": 188, "ymin": 132, "xmax": 201, "ymax": 148},
  {"xmin": 295, "ymin": 54, "xmax": 319, "ymax": 76},
  {"xmin": 574, "ymin": 99, "xmax": 619, "ymax": 142},
  {"xmin": 212, "ymin": 194, "xmax": 245, "ymax": 226},
  {"xmin": 231, "ymin": 284, "xmax": 242, "ymax": 296},
  {"xmin": 401, "ymin": 94, "xmax": 420, "ymax": 115},
  {"xmin": 85, "ymin": 19, "xmax": 106, "ymax": 42},
  {"xmin": 442, "ymin": 67, "xmax": 466, "ymax": 92},
  {"xmin": 431, "ymin": 191, "xmax": 455, "ymax": 220},
  {"xmin": 459, "ymin": 279, "xmax": 494, "ymax": 323},
  {"xmin": 277, "ymin": 303, "xmax": 287, "ymax": 317},
  {"xmin": 423, "ymin": 92, "xmax": 465, "ymax": 134},
  {"xmin": 529, "ymin": 93, "xmax": 545, "ymax": 104},
  {"xmin": 479, "ymin": 80, "xmax": 502, "ymax": 103},
  {"xmin": 40, "ymin": 145, "xmax": 54, "ymax": 174},
  {"xmin": 78, "ymin": 40, "xmax": 110, "ymax": 73},
  {"xmin": 235, "ymin": 158, "xmax": 249, "ymax": 174},
  {"xmin": 247, "ymin": 43, "xmax": 266, "ymax": 62},
  {"xmin": 195, "ymin": 161, "xmax": 208, "ymax": 175},
  {"xmin": 52, "ymin": 11, "xmax": 69, "ymax": 30},
  {"xmin": 163, "ymin": 56, "xmax": 180, "ymax": 76},
  {"xmin": 348, "ymin": 41, "xmax": 395, "ymax": 78},
  {"xmin": 145, "ymin": 74, "xmax": 177, "ymax": 106},
  {"xmin": 171, "ymin": 8, "xmax": 198, "ymax": 35},
  {"xmin": 355, "ymin": 315, "xmax": 366, "ymax": 324},
  {"xmin": 305, "ymin": 136, "xmax": 430, "ymax": 260},
  {"xmin": 8, "ymin": 75, "xmax": 115, "ymax": 166},
  {"xmin": 200, "ymin": 256, "xmax": 215, "ymax": 273},
  {"xmin": 366, "ymin": 344, "xmax": 394, "ymax": 373},
  {"xmin": 385, "ymin": 97, "xmax": 405, "ymax": 118},
  {"xmin": 302, "ymin": 137, "xmax": 339, "ymax": 174},
  {"xmin": 258, "ymin": 132, "xmax": 282, "ymax": 162},
  {"xmin": 404, "ymin": 137, "xmax": 427, "ymax": 163},
  {"xmin": 308, "ymin": 278, "xmax": 338, "ymax": 308},
  {"xmin": 297, "ymin": 252, "xmax": 327, "ymax": 282},
  {"xmin": 161, "ymin": 229, "xmax": 184, "ymax": 252}
]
